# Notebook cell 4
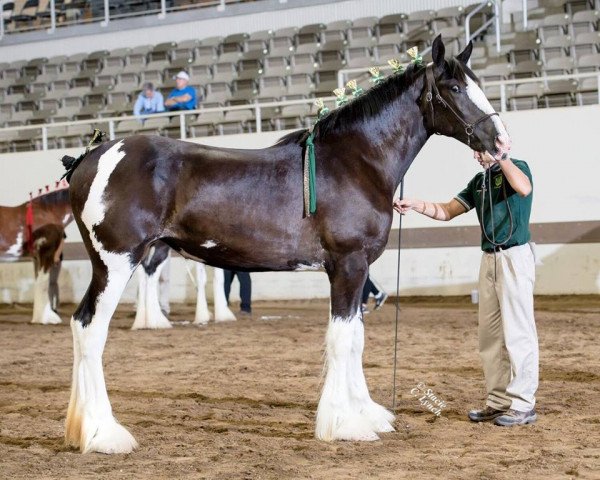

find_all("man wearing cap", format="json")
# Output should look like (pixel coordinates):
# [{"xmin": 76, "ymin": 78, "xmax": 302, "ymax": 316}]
[
  {"xmin": 165, "ymin": 71, "xmax": 197, "ymax": 111},
  {"xmin": 133, "ymin": 82, "xmax": 165, "ymax": 117},
  {"xmin": 393, "ymin": 150, "xmax": 539, "ymax": 427}
]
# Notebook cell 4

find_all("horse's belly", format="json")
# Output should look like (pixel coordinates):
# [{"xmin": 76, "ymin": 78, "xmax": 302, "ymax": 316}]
[{"xmin": 165, "ymin": 233, "xmax": 325, "ymax": 272}]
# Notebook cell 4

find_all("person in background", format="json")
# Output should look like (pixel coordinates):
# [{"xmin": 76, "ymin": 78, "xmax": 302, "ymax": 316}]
[
  {"xmin": 133, "ymin": 82, "xmax": 164, "ymax": 117},
  {"xmin": 394, "ymin": 150, "xmax": 537, "ymax": 427},
  {"xmin": 224, "ymin": 270, "xmax": 252, "ymax": 315},
  {"xmin": 361, "ymin": 274, "xmax": 388, "ymax": 314},
  {"xmin": 165, "ymin": 71, "xmax": 197, "ymax": 111}
]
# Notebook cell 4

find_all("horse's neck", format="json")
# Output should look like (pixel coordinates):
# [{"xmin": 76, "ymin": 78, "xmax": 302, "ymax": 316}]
[{"xmin": 337, "ymin": 78, "xmax": 429, "ymax": 200}]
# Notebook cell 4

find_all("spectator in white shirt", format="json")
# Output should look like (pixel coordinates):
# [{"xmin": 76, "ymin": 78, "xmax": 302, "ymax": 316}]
[{"xmin": 133, "ymin": 82, "xmax": 165, "ymax": 118}]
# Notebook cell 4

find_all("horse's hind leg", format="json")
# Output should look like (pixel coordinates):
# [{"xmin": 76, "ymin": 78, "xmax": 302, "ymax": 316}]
[
  {"xmin": 316, "ymin": 252, "xmax": 394, "ymax": 442},
  {"xmin": 65, "ymin": 249, "xmax": 140, "ymax": 454},
  {"xmin": 132, "ymin": 243, "xmax": 171, "ymax": 330}
]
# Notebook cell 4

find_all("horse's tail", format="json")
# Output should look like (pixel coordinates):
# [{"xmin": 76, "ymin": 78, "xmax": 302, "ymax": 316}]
[{"xmin": 60, "ymin": 129, "xmax": 106, "ymax": 183}]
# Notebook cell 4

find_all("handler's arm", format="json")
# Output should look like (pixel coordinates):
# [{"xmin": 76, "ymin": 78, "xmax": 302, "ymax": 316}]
[
  {"xmin": 393, "ymin": 198, "xmax": 467, "ymax": 221},
  {"xmin": 498, "ymin": 159, "xmax": 532, "ymax": 197}
]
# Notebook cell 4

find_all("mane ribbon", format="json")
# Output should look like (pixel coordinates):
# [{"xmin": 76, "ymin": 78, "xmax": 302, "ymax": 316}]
[{"xmin": 303, "ymin": 131, "xmax": 317, "ymax": 217}]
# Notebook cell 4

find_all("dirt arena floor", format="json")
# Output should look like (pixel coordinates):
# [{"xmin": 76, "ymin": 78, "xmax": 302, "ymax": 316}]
[{"xmin": 1, "ymin": 296, "xmax": 599, "ymax": 480}]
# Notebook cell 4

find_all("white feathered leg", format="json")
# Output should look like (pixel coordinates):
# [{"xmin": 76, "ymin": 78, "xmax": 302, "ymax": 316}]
[
  {"xmin": 194, "ymin": 263, "xmax": 211, "ymax": 325},
  {"xmin": 65, "ymin": 257, "xmax": 138, "ymax": 454},
  {"xmin": 348, "ymin": 319, "xmax": 395, "ymax": 433},
  {"xmin": 31, "ymin": 269, "xmax": 61, "ymax": 325},
  {"xmin": 213, "ymin": 268, "xmax": 236, "ymax": 322},
  {"xmin": 316, "ymin": 309, "xmax": 392, "ymax": 442}
]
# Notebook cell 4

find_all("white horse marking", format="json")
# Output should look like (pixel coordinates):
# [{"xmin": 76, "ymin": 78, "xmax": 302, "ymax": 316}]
[
  {"xmin": 465, "ymin": 75, "xmax": 509, "ymax": 140},
  {"xmin": 67, "ymin": 268, "xmax": 138, "ymax": 453},
  {"xmin": 80, "ymin": 141, "xmax": 132, "ymax": 299},
  {"xmin": 6, "ymin": 230, "xmax": 24, "ymax": 257},
  {"xmin": 316, "ymin": 310, "xmax": 394, "ymax": 441},
  {"xmin": 294, "ymin": 262, "xmax": 324, "ymax": 271},
  {"xmin": 201, "ymin": 240, "xmax": 217, "ymax": 248}
]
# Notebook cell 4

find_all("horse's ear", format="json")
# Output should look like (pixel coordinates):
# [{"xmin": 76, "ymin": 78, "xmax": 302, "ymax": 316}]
[
  {"xmin": 456, "ymin": 41, "xmax": 473, "ymax": 64},
  {"xmin": 431, "ymin": 34, "xmax": 445, "ymax": 68}
]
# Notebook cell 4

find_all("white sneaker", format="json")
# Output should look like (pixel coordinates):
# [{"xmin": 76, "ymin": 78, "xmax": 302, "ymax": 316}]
[{"xmin": 374, "ymin": 292, "xmax": 388, "ymax": 310}]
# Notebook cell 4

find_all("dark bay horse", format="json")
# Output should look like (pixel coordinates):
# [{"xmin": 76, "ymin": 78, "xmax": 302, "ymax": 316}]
[
  {"xmin": 63, "ymin": 37, "xmax": 511, "ymax": 453},
  {"xmin": 0, "ymin": 186, "xmax": 72, "ymax": 324}
]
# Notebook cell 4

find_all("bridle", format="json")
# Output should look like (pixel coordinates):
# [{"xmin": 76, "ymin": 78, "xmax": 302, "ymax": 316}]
[{"xmin": 424, "ymin": 63, "xmax": 499, "ymax": 147}]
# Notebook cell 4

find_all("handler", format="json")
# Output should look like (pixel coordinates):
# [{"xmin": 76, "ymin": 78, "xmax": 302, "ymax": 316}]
[{"xmin": 393, "ymin": 150, "xmax": 539, "ymax": 426}]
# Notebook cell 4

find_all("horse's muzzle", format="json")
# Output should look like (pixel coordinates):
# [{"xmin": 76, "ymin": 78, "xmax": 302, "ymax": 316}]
[{"xmin": 494, "ymin": 134, "xmax": 511, "ymax": 160}]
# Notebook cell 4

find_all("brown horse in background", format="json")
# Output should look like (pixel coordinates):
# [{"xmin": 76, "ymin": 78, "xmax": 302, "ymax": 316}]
[
  {"xmin": 0, "ymin": 185, "xmax": 72, "ymax": 323},
  {"xmin": 30, "ymin": 224, "xmax": 66, "ymax": 324}
]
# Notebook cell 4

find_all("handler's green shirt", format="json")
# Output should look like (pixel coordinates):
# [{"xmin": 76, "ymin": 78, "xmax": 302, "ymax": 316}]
[{"xmin": 454, "ymin": 159, "xmax": 533, "ymax": 252}]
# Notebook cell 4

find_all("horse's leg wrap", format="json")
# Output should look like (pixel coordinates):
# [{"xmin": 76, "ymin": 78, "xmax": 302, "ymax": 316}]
[{"xmin": 66, "ymin": 258, "xmax": 138, "ymax": 454}]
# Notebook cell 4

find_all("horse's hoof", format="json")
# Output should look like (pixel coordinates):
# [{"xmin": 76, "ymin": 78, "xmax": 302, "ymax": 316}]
[
  {"xmin": 362, "ymin": 401, "xmax": 395, "ymax": 433},
  {"xmin": 82, "ymin": 420, "xmax": 138, "ymax": 454}
]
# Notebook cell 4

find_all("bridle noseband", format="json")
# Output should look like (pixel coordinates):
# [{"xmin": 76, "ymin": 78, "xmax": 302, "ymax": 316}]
[{"xmin": 424, "ymin": 64, "xmax": 499, "ymax": 146}]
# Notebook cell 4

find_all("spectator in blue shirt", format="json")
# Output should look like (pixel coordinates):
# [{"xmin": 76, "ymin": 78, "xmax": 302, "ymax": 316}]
[
  {"xmin": 133, "ymin": 82, "xmax": 165, "ymax": 117},
  {"xmin": 165, "ymin": 71, "xmax": 197, "ymax": 111}
]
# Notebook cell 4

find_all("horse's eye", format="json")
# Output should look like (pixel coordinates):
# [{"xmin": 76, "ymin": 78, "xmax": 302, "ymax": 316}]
[{"xmin": 451, "ymin": 85, "xmax": 461, "ymax": 93}]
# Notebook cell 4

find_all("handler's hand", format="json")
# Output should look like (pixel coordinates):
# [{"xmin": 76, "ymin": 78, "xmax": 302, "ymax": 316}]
[
  {"xmin": 474, "ymin": 150, "xmax": 497, "ymax": 169},
  {"xmin": 393, "ymin": 198, "xmax": 421, "ymax": 215}
]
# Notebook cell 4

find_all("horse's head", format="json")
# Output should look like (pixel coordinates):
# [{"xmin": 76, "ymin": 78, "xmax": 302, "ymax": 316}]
[{"xmin": 421, "ymin": 35, "xmax": 511, "ymax": 160}]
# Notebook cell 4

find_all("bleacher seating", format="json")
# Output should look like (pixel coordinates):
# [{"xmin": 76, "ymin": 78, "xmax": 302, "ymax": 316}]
[{"xmin": 0, "ymin": 0, "xmax": 599, "ymax": 152}]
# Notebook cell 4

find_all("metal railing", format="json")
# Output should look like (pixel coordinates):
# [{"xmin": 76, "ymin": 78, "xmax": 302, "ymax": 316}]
[
  {"xmin": 0, "ymin": 0, "xmax": 282, "ymax": 40},
  {"xmin": 1, "ymin": 72, "xmax": 599, "ymax": 151},
  {"xmin": 0, "ymin": 96, "xmax": 336, "ymax": 150},
  {"xmin": 465, "ymin": 0, "xmax": 500, "ymax": 56},
  {"xmin": 483, "ymin": 71, "xmax": 600, "ymax": 112}
]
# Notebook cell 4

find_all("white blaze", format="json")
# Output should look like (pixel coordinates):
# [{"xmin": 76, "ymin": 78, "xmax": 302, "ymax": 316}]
[{"xmin": 465, "ymin": 75, "xmax": 509, "ymax": 140}]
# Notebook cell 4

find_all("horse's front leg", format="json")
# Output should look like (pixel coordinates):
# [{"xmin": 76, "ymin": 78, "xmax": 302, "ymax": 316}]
[
  {"xmin": 131, "ymin": 245, "xmax": 171, "ymax": 330},
  {"xmin": 194, "ymin": 263, "xmax": 211, "ymax": 325},
  {"xmin": 212, "ymin": 268, "xmax": 236, "ymax": 322},
  {"xmin": 31, "ymin": 253, "xmax": 61, "ymax": 325},
  {"xmin": 316, "ymin": 252, "xmax": 394, "ymax": 441}
]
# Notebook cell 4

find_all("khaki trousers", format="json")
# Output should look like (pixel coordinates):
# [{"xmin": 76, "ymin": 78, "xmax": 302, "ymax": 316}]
[{"xmin": 478, "ymin": 243, "xmax": 539, "ymax": 412}]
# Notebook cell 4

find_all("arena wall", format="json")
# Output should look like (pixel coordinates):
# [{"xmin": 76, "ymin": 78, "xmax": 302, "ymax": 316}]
[{"xmin": 1, "ymin": 105, "xmax": 598, "ymax": 303}]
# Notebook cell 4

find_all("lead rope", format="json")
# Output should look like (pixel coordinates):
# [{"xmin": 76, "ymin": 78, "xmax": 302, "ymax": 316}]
[
  {"xmin": 480, "ymin": 167, "xmax": 514, "ymax": 281},
  {"xmin": 391, "ymin": 179, "xmax": 404, "ymax": 412}
]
